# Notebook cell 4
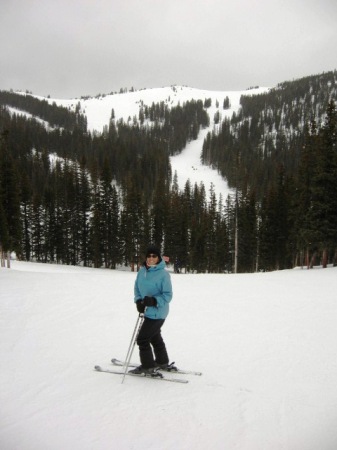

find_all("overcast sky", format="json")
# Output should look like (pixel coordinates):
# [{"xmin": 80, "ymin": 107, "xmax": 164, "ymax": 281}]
[{"xmin": 1, "ymin": 0, "xmax": 336, "ymax": 99}]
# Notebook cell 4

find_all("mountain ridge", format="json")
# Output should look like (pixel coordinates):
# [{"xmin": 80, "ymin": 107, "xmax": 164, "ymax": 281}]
[{"xmin": 15, "ymin": 85, "xmax": 271, "ymax": 133}]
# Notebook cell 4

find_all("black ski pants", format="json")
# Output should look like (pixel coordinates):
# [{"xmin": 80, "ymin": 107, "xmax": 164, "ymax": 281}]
[{"xmin": 137, "ymin": 317, "xmax": 169, "ymax": 369}]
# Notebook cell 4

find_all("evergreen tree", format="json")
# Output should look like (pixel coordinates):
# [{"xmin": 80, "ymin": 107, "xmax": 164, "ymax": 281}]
[
  {"xmin": 151, "ymin": 177, "xmax": 169, "ymax": 249},
  {"xmin": 259, "ymin": 166, "xmax": 290, "ymax": 270},
  {"xmin": 53, "ymin": 161, "xmax": 66, "ymax": 263},
  {"xmin": 0, "ymin": 130, "xmax": 22, "ymax": 256},
  {"xmin": 189, "ymin": 182, "xmax": 207, "ymax": 272},
  {"xmin": 0, "ymin": 193, "xmax": 9, "ymax": 255},
  {"xmin": 90, "ymin": 179, "xmax": 103, "ymax": 268},
  {"xmin": 100, "ymin": 159, "xmax": 120, "ymax": 268},
  {"xmin": 205, "ymin": 183, "xmax": 218, "ymax": 272},
  {"xmin": 163, "ymin": 174, "xmax": 190, "ymax": 271},
  {"xmin": 31, "ymin": 192, "xmax": 44, "ymax": 261},
  {"xmin": 78, "ymin": 163, "xmax": 91, "ymax": 267},
  {"xmin": 293, "ymin": 121, "xmax": 318, "ymax": 266},
  {"xmin": 224, "ymin": 194, "xmax": 236, "ymax": 272},
  {"xmin": 108, "ymin": 184, "xmax": 121, "ymax": 268},
  {"xmin": 214, "ymin": 194, "xmax": 229, "ymax": 272},
  {"xmin": 303, "ymin": 100, "xmax": 337, "ymax": 267},
  {"xmin": 120, "ymin": 176, "xmax": 146, "ymax": 271},
  {"xmin": 20, "ymin": 173, "xmax": 32, "ymax": 261},
  {"xmin": 238, "ymin": 190, "xmax": 258, "ymax": 272}
]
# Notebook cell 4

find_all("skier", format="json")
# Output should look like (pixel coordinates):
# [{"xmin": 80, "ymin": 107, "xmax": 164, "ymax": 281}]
[{"xmin": 129, "ymin": 244, "xmax": 173, "ymax": 375}]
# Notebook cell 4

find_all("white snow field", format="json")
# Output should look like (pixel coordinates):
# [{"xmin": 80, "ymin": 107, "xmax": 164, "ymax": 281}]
[{"xmin": 1, "ymin": 261, "xmax": 337, "ymax": 450}]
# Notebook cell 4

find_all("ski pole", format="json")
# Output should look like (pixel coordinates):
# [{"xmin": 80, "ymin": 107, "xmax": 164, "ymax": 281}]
[{"xmin": 122, "ymin": 313, "xmax": 144, "ymax": 384}]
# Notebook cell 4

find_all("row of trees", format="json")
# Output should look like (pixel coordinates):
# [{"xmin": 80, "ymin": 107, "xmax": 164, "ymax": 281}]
[
  {"xmin": 0, "ymin": 132, "xmax": 288, "ymax": 273},
  {"xmin": 200, "ymin": 71, "xmax": 337, "ymax": 270},
  {"xmin": 202, "ymin": 71, "xmax": 337, "ymax": 198},
  {"xmin": 1, "ymin": 73, "xmax": 336, "ymax": 272},
  {"xmin": 0, "ymin": 96, "xmax": 209, "ymax": 200},
  {"xmin": 0, "ymin": 90, "xmax": 87, "ymax": 131},
  {"xmin": 1, "ymin": 98, "xmax": 335, "ymax": 273},
  {"xmin": 0, "ymin": 131, "xmax": 231, "ymax": 271},
  {"xmin": 242, "ymin": 100, "xmax": 337, "ymax": 271}
]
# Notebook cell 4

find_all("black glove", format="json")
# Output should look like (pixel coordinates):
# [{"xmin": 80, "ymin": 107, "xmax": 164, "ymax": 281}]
[
  {"xmin": 136, "ymin": 299, "xmax": 145, "ymax": 313},
  {"xmin": 143, "ymin": 296, "xmax": 157, "ymax": 307}
]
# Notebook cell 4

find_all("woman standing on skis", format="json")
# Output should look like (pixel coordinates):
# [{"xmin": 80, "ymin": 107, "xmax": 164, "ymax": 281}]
[{"xmin": 130, "ymin": 244, "xmax": 173, "ymax": 375}]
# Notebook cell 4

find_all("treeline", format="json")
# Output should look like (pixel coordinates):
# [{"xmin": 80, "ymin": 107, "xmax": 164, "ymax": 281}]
[
  {"xmin": 138, "ymin": 99, "xmax": 209, "ymax": 154},
  {"xmin": 201, "ymin": 71, "xmax": 337, "ymax": 270},
  {"xmin": 0, "ymin": 95, "xmax": 219, "ymax": 271},
  {"xmin": 0, "ymin": 90, "xmax": 87, "ymax": 131},
  {"xmin": 1, "ymin": 101, "xmax": 335, "ymax": 272},
  {"xmin": 202, "ymin": 71, "xmax": 337, "ymax": 197},
  {"xmin": 1, "ymin": 74, "xmax": 337, "ymax": 272},
  {"xmin": 0, "ymin": 96, "xmax": 208, "ymax": 201},
  {"xmin": 0, "ymin": 125, "xmax": 231, "ymax": 271}
]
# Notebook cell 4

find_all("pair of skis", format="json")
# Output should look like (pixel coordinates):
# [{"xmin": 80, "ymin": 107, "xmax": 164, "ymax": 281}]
[{"xmin": 94, "ymin": 358, "xmax": 202, "ymax": 384}]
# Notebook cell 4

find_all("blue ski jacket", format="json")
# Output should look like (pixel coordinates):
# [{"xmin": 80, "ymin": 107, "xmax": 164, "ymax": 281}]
[{"xmin": 134, "ymin": 259, "xmax": 173, "ymax": 319}]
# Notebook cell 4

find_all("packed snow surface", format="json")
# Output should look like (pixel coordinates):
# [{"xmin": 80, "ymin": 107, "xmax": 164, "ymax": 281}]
[{"xmin": 1, "ymin": 261, "xmax": 337, "ymax": 450}]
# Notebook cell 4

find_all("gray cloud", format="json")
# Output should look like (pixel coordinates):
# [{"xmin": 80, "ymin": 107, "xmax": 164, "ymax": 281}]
[{"xmin": 1, "ymin": 0, "xmax": 336, "ymax": 98}]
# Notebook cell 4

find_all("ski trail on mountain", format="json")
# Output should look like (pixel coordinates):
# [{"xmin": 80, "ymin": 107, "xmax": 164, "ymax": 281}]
[{"xmin": 170, "ymin": 125, "xmax": 233, "ymax": 200}]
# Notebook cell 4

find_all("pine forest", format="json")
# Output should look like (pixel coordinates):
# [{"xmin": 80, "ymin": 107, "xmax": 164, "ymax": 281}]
[{"xmin": 0, "ymin": 71, "xmax": 337, "ymax": 272}]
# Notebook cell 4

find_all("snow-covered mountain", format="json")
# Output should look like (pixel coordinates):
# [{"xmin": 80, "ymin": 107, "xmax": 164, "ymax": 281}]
[
  {"xmin": 17, "ymin": 85, "xmax": 269, "ymax": 200},
  {"xmin": 34, "ymin": 85, "xmax": 269, "ymax": 134}
]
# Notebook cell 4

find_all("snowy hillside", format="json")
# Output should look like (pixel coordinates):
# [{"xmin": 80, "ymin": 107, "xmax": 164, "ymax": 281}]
[
  {"xmin": 39, "ymin": 86, "xmax": 268, "ymax": 134},
  {"xmin": 1, "ymin": 261, "xmax": 337, "ymax": 450},
  {"xmin": 26, "ymin": 85, "xmax": 269, "ymax": 198}
]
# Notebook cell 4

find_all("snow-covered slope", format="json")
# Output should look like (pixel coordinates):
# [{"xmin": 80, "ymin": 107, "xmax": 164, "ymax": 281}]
[
  {"xmin": 1, "ymin": 261, "xmax": 337, "ymax": 450},
  {"xmin": 41, "ymin": 86, "xmax": 268, "ymax": 134},
  {"xmin": 35, "ymin": 85, "xmax": 268, "ymax": 198}
]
